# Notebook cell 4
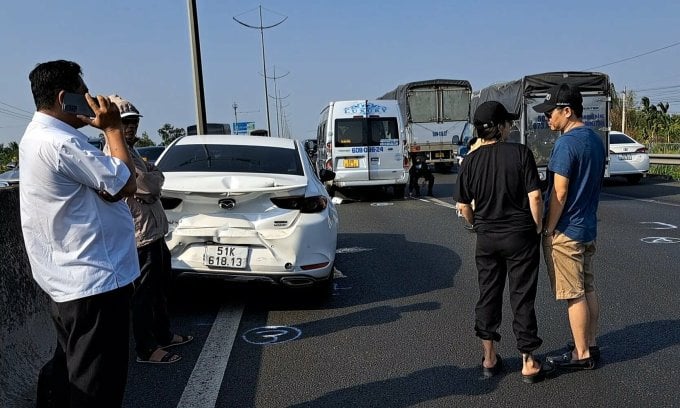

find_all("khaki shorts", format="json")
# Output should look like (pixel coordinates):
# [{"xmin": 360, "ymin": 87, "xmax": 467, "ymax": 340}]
[{"xmin": 542, "ymin": 231, "xmax": 596, "ymax": 300}]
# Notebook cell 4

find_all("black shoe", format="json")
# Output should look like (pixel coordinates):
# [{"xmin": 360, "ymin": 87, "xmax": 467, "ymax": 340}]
[
  {"xmin": 547, "ymin": 352, "xmax": 595, "ymax": 370},
  {"xmin": 482, "ymin": 354, "xmax": 503, "ymax": 378},
  {"xmin": 566, "ymin": 341, "xmax": 600, "ymax": 362}
]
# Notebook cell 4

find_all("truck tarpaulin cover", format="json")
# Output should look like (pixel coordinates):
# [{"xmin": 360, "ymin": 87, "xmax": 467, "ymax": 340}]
[
  {"xmin": 471, "ymin": 72, "xmax": 609, "ymax": 118},
  {"xmin": 378, "ymin": 79, "xmax": 472, "ymax": 124}
]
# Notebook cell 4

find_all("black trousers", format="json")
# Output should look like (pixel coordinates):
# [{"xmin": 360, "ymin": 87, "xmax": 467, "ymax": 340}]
[
  {"xmin": 474, "ymin": 229, "xmax": 542, "ymax": 353},
  {"xmin": 37, "ymin": 284, "xmax": 133, "ymax": 408},
  {"xmin": 408, "ymin": 169, "xmax": 434, "ymax": 195},
  {"xmin": 132, "ymin": 238, "xmax": 174, "ymax": 358}
]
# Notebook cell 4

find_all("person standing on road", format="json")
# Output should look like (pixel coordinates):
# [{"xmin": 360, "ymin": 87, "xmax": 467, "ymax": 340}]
[
  {"xmin": 19, "ymin": 60, "xmax": 139, "ymax": 407},
  {"xmin": 104, "ymin": 95, "xmax": 193, "ymax": 364},
  {"xmin": 456, "ymin": 101, "xmax": 549, "ymax": 383},
  {"xmin": 533, "ymin": 83, "xmax": 606, "ymax": 370}
]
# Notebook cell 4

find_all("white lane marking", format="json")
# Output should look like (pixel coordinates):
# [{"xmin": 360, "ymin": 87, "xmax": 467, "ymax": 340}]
[
  {"xmin": 640, "ymin": 222, "xmax": 677, "ymax": 230},
  {"xmin": 177, "ymin": 304, "xmax": 244, "ymax": 408},
  {"xmin": 602, "ymin": 192, "xmax": 680, "ymax": 207},
  {"xmin": 336, "ymin": 247, "xmax": 373, "ymax": 254},
  {"xmin": 640, "ymin": 237, "xmax": 680, "ymax": 244},
  {"xmin": 426, "ymin": 197, "xmax": 457, "ymax": 209}
]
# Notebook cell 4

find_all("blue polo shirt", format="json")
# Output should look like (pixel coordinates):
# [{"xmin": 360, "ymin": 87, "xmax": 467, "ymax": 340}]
[{"xmin": 545, "ymin": 126, "xmax": 606, "ymax": 243}]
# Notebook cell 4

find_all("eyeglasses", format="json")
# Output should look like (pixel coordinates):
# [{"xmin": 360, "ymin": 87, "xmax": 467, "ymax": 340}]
[{"xmin": 122, "ymin": 118, "xmax": 140, "ymax": 126}]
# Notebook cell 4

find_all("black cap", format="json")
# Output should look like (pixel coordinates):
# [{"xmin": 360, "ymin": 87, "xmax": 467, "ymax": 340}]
[
  {"xmin": 473, "ymin": 101, "xmax": 519, "ymax": 130},
  {"xmin": 532, "ymin": 83, "xmax": 583, "ymax": 113}
]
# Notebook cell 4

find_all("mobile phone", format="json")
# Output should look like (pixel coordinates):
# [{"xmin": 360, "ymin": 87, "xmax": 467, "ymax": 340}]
[{"xmin": 62, "ymin": 93, "xmax": 96, "ymax": 117}]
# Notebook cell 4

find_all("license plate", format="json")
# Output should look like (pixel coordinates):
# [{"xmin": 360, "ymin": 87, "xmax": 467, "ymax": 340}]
[
  {"xmin": 204, "ymin": 245, "xmax": 248, "ymax": 268},
  {"xmin": 344, "ymin": 159, "xmax": 359, "ymax": 168},
  {"xmin": 619, "ymin": 154, "xmax": 633, "ymax": 160},
  {"xmin": 434, "ymin": 152, "xmax": 444, "ymax": 158}
]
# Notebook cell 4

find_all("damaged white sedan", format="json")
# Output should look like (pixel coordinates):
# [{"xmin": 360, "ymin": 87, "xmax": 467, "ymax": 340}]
[{"xmin": 156, "ymin": 135, "xmax": 338, "ymax": 293}]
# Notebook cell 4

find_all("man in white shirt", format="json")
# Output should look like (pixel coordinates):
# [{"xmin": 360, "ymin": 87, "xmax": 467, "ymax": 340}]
[{"xmin": 19, "ymin": 60, "xmax": 139, "ymax": 407}]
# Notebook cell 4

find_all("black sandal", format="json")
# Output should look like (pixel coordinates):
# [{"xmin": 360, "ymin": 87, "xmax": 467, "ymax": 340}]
[
  {"xmin": 522, "ymin": 359, "xmax": 553, "ymax": 384},
  {"xmin": 482, "ymin": 354, "xmax": 503, "ymax": 378}
]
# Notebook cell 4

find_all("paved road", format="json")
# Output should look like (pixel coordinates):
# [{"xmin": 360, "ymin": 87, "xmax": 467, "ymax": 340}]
[{"xmin": 123, "ymin": 173, "xmax": 680, "ymax": 407}]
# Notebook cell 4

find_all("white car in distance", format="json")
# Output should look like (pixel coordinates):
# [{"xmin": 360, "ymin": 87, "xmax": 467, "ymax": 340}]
[
  {"xmin": 156, "ymin": 135, "xmax": 338, "ymax": 295},
  {"xmin": 608, "ymin": 131, "xmax": 650, "ymax": 184}
]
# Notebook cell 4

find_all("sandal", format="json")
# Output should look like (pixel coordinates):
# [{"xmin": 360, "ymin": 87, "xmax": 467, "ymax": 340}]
[
  {"xmin": 482, "ymin": 354, "xmax": 503, "ymax": 378},
  {"xmin": 160, "ymin": 334, "xmax": 194, "ymax": 349},
  {"xmin": 522, "ymin": 359, "xmax": 554, "ymax": 384},
  {"xmin": 136, "ymin": 348, "xmax": 181, "ymax": 364}
]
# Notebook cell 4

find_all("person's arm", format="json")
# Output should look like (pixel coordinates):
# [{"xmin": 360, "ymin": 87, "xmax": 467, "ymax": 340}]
[
  {"xmin": 82, "ymin": 94, "xmax": 136, "ymax": 196},
  {"xmin": 544, "ymin": 173, "xmax": 569, "ymax": 235},
  {"xmin": 457, "ymin": 202, "xmax": 474, "ymax": 225},
  {"xmin": 527, "ymin": 188, "xmax": 543, "ymax": 234}
]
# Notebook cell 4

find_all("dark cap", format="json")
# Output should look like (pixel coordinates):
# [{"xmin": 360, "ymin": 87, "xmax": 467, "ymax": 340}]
[
  {"xmin": 532, "ymin": 83, "xmax": 583, "ymax": 113},
  {"xmin": 473, "ymin": 101, "xmax": 519, "ymax": 130}
]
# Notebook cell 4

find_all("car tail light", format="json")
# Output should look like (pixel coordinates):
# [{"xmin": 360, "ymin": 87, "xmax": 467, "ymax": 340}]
[
  {"xmin": 300, "ymin": 261, "xmax": 330, "ymax": 271},
  {"xmin": 161, "ymin": 197, "xmax": 182, "ymax": 210},
  {"xmin": 271, "ymin": 195, "xmax": 328, "ymax": 213},
  {"xmin": 635, "ymin": 147, "xmax": 648, "ymax": 153}
]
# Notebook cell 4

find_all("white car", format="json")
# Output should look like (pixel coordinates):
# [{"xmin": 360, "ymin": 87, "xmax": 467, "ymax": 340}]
[
  {"xmin": 608, "ymin": 131, "xmax": 649, "ymax": 184},
  {"xmin": 156, "ymin": 135, "xmax": 338, "ymax": 294}
]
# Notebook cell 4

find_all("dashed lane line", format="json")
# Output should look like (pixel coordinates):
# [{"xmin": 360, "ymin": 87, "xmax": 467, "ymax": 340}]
[{"xmin": 177, "ymin": 304, "xmax": 244, "ymax": 408}]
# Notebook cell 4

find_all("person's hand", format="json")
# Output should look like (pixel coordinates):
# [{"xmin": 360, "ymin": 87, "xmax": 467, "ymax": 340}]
[{"xmin": 78, "ymin": 94, "xmax": 122, "ymax": 132}]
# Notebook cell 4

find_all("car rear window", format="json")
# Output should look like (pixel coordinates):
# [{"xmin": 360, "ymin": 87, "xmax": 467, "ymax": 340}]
[
  {"xmin": 610, "ymin": 133, "xmax": 636, "ymax": 144},
  {"xmin": 157, "ymin": 144, "xmax": 303, "ymax": 175}
]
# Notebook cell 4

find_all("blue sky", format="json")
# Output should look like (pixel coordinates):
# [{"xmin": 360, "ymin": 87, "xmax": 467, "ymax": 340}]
[{"xmin": 1, "ymin": 0, "xmax": 679, "ymax": 145}]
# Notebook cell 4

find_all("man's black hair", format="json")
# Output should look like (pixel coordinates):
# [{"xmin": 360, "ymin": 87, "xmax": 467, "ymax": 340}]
[{"xmin": 29, "ymin": 60, "xmax": 83, "ymax": 110}]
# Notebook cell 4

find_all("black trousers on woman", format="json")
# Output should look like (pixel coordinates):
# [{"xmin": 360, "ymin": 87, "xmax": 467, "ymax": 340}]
[{"xmin": 474, "ymin": 228, "xmax": 542, "ymax": 354}]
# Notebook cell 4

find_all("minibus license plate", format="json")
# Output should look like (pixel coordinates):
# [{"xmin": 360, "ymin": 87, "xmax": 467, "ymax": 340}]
[
  {"xmin": 344, "ymin": 159, "xmax": 359, "ymax": 168},
  {"xmin": 204, "ymin": 245, "xmax": 248, "ymax": 268},
  {"xmin": 434, "ymin": 152, "xmax": 445, "ymax": 158}
]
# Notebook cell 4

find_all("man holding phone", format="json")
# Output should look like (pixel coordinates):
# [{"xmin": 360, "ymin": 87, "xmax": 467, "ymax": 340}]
[{"xmin": 19, "ymin": 60, "xmax": 139, "ymax": 407}]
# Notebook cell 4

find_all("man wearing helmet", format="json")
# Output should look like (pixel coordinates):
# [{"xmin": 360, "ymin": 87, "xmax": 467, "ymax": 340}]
[
  {"xmin": 105, "ymin": 95, "xmax": 193, "ymax": 364},
  {"xmin": 408, "ymin": 154, "xmax": 435, "ymax": 197}
]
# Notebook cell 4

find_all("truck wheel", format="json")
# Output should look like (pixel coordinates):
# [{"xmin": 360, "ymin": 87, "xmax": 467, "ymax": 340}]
[{"xmin": 393, "ymin": 184, "xmax": 406, "ymax": 198}]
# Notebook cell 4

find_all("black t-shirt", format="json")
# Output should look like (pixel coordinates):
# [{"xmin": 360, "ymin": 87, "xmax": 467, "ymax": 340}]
[{"xmin": 456, "ymin": 142, "xmax": 540, "ymax": 233}]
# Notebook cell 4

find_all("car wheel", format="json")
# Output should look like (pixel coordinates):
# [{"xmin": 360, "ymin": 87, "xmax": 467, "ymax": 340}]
[{"xmin": 626, "ymin": 174, "xmax": 643, "ymax": 184}]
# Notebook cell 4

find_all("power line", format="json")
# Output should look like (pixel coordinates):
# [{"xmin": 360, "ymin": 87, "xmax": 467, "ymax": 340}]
[{"xmin": 582, "ymin": 41, "xmax": 680, "ymax": 70}]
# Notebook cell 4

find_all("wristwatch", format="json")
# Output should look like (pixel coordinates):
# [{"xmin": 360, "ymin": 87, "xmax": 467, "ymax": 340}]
[{"xmin": 542, "ymin": 230, "xmax": 553, "ymax": 237}]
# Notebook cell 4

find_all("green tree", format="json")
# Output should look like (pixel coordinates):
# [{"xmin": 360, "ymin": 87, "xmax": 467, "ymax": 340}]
[
  {"xmin": 136, "ymin": 131, "xmax": 156, "ymax": 147},
  {"xmin": 157, "ymin": 124, "xmax": 185, "ymax": 146}
]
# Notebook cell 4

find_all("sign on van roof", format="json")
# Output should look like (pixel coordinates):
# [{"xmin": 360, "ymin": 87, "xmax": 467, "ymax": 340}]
[{"xmin": 344, "ymin": 102, "xmax": 388, "ymax": 115}]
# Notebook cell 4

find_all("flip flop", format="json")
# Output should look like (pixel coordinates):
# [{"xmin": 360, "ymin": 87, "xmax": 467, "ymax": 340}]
[
  {"xmin": 160, "ymin": 334, "xmax": 194, "ymax": 349},
  {"xmin": 136, "ymin": 350, "xmax": 181, "ymax": 364}
]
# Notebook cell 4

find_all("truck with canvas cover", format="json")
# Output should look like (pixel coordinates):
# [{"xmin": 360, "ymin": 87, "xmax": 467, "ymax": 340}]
[
  {"xmin": 379, "ymin": 79, "xmax": 473, "ymax": 173},
  {"xmin": 471, "ymin": 72, "xmax": 611, "ymax": 187}
]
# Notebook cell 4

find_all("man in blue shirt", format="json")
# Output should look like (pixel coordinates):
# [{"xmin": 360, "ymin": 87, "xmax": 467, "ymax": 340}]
[{"xmin": 533, "ymin": 83, "xmax": 606, "ymax": 370}]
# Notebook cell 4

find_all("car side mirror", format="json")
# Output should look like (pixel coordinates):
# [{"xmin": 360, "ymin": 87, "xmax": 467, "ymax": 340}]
[{"xmin": 318, "ymin": 169, "xmax": 336, "ymax": 183}]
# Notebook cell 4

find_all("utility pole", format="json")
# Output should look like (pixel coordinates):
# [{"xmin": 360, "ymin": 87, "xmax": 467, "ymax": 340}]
[
  {"xmin": 232, "ymin": 102, "xmax": 238, "ymax": 134},
  {"xmin": 622, "ymin": 87, "xmax": 627, "ymax": 133},
  {"xmin": 234, "ymin": 6, "xmax": 287, "ymax": 138},
  {"xmin": 265, "ymin": 66, "xmax": 289, "ymax": 138},
  {"xmin": 186, "ymin": 0, "xmax": 207, "ymax": 135}
]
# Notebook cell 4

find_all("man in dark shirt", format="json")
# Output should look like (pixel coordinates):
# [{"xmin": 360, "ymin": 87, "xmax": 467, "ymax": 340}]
[{"xmin": 456, "ymin": 101, "xmax": 549, "ymax": 383}]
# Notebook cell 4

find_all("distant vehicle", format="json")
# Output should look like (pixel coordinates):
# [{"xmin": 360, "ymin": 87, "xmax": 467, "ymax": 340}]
[
  {"xmin": 1, "ymin": 138, "xmax": 103, "ymax": 186},
  {"xmin": 316, "ymin": 99, "xmax": 409, "ymax": 198},
  {"xmin": 608, "ymin": 131, "xmax": 649, "ymax": 184},
  {"xmin": 136, "ymin": 146, "xmax": 166, "ymax": 165},
  {"xmin": 186, "ymin": 123, "xmax": 232, "ymax": 135},
  {"xmin": 0, "ymin": 166, "xmax": 19, "ymax": 187},
  {"xmin": 379, "ymin": 79, "xmax": 473, "ymax": 173},
  {"xmin": 472, "ymin": 71, "xmax": 611, "ymax": 189},
  {"xmin": 249, "ymin": 129, "xmax": 269, "ymax": 136},
  {"xmin": 156, "ymin": 134, "xmax": 338, "ymax": 295}
]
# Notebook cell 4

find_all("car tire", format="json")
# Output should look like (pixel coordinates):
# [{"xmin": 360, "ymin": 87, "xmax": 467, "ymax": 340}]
[{"xmin": 626, "ymin": 174, "xmax": 643, "ymax": 184}]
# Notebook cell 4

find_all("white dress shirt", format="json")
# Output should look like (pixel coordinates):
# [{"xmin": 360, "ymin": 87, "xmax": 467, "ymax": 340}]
[{"xmin": 19, "ymin": 112, "xmax": 140, "ymax": 302}]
